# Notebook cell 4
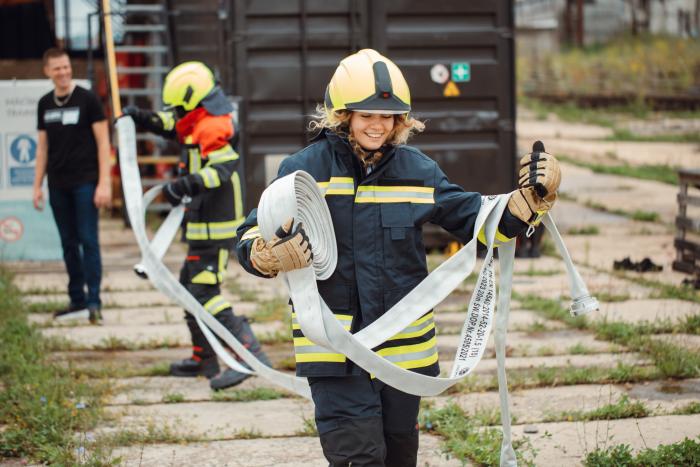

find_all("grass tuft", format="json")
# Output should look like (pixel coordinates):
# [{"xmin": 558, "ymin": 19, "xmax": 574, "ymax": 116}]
[
  {"xmin": 0, "ymin": 268, "xmax": 111, "ymax": 464},
  {"xmin": 419, "ymin": 402, "xmax": 538, "ymax": 466},
  {"xmin": 211, "ymin": 387, "xmax": 287, "ymax": 402},
  {"xmin": 584, "ymin": 436, "xmax": 700, "ymax": 466},
  {"xmin": 548, "ymin": 395, "xmax": 649, "ymax": 422}
]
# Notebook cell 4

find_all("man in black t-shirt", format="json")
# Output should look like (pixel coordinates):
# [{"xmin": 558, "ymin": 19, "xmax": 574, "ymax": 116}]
[{"xmin": 32, "ymin": 48, "xmax": 112, "ymax": 323}]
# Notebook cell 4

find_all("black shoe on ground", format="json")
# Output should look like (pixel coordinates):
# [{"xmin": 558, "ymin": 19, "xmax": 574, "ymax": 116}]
[
  {"xmin": 636, "ymin": 257, "xmax": 662, "ymax": 273},
  {"xmin": 210, "ymin": 368, "xmax": 252, "ymax": 391},
  {"xmin": 170, "ymin": 356, "xmax": 220, "ymax": 379},
  {"xmin": 53, "ymin": 304, "xmax": 89, "ymax": 321},
  {"xmin": 613, "ymin": 257, "xmax": 634, "ymax": 271},
  {"xmin": 88, "ymin": 305, "xmax": 103, "ymax": 325}
]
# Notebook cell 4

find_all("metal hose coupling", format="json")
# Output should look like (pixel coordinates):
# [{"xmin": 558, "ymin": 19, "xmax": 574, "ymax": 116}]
[{"xmin": 570, "ymin": 294, "xmax": 599, "ymax": 317}]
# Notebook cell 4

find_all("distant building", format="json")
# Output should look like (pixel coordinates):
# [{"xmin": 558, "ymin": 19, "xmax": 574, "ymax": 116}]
[{"xmin": 516, "ymin": 0, "xmax": 699, "ymax": 57}]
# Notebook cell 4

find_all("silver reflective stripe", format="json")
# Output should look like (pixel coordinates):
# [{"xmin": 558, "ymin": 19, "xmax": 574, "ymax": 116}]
[
  {"xmin": 355, "ymin": 190, "xmax": 433, "ymax": 200},
  {"xmin": 204, "ymin": 295, "xmax": 229, "ymax": 314},
  {"xmin": 380, "ymin": 347, "xmax": 438, "ymax": 365},
  {"xmin": 387, "ymin": 314, "xmax": 434, "ymax": 340}
]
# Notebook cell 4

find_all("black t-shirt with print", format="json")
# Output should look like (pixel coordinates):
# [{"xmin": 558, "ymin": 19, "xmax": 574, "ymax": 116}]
[{"xmin": 37, "ymin": 85, "xmax": 106, "ymax": 189}]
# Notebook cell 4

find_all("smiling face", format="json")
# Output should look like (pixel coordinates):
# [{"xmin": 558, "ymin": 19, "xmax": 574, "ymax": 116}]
[
  {"xmin": 44, "ymin": 54, "xmax": 73, "ymax": 94},
  {"xmin": 349, "ymin": 112, "xmax": 395, "ymax": 150}
]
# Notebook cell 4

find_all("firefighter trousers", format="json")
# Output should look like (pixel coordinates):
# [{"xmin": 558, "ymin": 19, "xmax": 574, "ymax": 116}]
[
  {"xmin": 179, "ymin": 245, "xmax": 261, "ymax": 360},
  {"xmin": 308, "ymin": 373, "xmax": 420, "ymax": 467}
]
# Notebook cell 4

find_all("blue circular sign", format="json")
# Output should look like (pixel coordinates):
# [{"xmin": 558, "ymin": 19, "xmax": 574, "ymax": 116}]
[{"xmin": 10, "ymin": 135, "xmax": 37, "ymax": 165}]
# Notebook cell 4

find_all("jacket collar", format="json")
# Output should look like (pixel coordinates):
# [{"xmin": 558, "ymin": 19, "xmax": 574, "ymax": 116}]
[{"xmin": 322, "ymin": 130, "xmax": 397, "ymax": 181}]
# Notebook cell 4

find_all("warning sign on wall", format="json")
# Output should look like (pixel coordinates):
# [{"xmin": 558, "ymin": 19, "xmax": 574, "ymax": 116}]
[{"xmin": 443, "ymin": 81, "xmax": 460, "ymax": 97}]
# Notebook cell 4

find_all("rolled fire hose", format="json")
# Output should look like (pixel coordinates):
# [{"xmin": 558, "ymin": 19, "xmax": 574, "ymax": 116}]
[{"xmin": 118, "ymin": 117, "xmax": 598, "ymax": 466}]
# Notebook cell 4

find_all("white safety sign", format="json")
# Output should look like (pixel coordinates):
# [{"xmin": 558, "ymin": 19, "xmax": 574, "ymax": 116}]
[
  {"xmin": 430, "ymin": 64, "xmax": 450, "ymax": 84},
  {"xmin": 0, "ymin": 80, "xmax": 86, "ymax": 260}
]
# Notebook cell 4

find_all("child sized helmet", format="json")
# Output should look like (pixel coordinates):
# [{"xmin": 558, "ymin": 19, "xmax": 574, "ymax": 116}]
[
  {"xmin": 324, "ymin": 49, "xmax": 411, "ymax": 115},
  {"xmin": 162, "ymin": 61, "xmax": 216, "ymax": 111}
]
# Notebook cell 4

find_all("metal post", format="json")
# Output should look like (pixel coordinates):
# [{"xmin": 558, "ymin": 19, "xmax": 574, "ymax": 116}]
[
  {"xmin": 576, "ymin": 0, "xmax": 584, "ymax": 47},
  {"xmin": 299, "ymin": 0, "xmax": 309, "ymax": 142},
  {"xmin": 86, "ymin": 11, "xmax": 99, "ymax": 89}
]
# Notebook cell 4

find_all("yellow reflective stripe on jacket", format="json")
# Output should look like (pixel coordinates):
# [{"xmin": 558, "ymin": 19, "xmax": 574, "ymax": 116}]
[
  {"xmin": 218, "ymin": 249, "xmax": 228, "ymax": 282},
  {"xmin": 355, "ymin": 186, "xmax": 434, "ymax": 204},
  {"xmin": 386, "ymin": 312, "xmax": 435, "ymax": 341},
  {"xmin": 186, "ymin": 219, "xmax": 245, "ymax": 241},
  {"xmin": 376, "ymin": 335, "xmax": 439, "ymax": 370},
  {"xmin": 240, "ymin": 226, "xmax": 261, "ymax": 242},
  {"xmin": 157, "ymin": 111, "xmax": 176, "ymax": 130},
  {"xmin": 207, "ymin": 145, "xmax": 239, "ymax": 163},
  {"xmin": 208, "ymin": 219, "xmax": 244, "ymax": 240},
  {"xmin": 293, "ymin": 313, "xmax": 352, "ymax": 363},
  {"xmin": 231, "ymin": 171, "xmax": 243, "ymax": 221},
  {"xmin": 203, "ymin": 295, "xmax": 231, "ymax": 315},
  {"xmin": 199, "ymin": 167, "xmax": 221, "ymax": 188},
  {"xmin": 317, "ymin": 177, "xmax": 355, "ymax": 196},
  {"xmin": 186, "ymin": 223, "xmax": 209, "ymax": 240}
]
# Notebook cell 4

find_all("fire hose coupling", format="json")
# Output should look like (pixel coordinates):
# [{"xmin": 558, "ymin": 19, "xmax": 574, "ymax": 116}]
[{"xmin": 570, "ymin": 294, "xmax": 600, "ymax": 317}]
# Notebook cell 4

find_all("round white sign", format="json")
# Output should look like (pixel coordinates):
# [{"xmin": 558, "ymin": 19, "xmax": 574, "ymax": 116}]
[{"xmin": 430, "ymin": 64, "xmax": 450, "ymax": 84}]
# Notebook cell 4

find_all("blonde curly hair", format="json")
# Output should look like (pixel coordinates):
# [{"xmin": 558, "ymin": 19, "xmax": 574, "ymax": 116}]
[{"xmin": 308, "ymin": 105, "xmax": 425, "ymax": 167}]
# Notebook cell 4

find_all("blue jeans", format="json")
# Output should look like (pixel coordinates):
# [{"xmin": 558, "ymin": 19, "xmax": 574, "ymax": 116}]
[{"xmin": 49, "ymin": 182, "xmax": 102, "ymax": 308}]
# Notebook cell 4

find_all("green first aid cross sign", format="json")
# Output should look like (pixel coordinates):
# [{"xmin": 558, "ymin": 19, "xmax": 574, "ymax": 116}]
[{"xmin": 451, "ymin": 63, "xmax": 471, "ymax": 83}]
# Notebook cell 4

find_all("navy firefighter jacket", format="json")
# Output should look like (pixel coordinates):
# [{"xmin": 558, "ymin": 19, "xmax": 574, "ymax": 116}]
[{"xmin": 237, "ymin": 130, "xmax": 523, "ymax": 378}]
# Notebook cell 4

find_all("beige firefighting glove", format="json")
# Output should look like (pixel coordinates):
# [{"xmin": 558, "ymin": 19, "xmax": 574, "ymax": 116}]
[
  {"xmin": 250, "ymin": 218, "xmax": 313, "ymax": 277},
  {"xmin": 508, "ymin": 141, "xmax": 561, "ymax": 224}
]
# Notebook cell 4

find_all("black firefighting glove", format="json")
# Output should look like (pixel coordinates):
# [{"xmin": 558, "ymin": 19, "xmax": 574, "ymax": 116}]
[
  {"xmin": 162, "ymin": 176, "xmax": 196, "ymax": 207},
  {"xmin": 121, "ymin": 105, "xmax": 169, "ymax": 134}
]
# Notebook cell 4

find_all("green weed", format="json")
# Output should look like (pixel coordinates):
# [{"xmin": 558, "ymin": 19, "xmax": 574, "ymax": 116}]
[
  {"xmin": 672, "ymin": 402, "xmax": 700, "ymax": 415},
  {"xmin": 211, "ymin": 387, "xmax": 287, "ymax": 402},
  {"xmin": 514, "ymin": 293, "xmax": 588, "ymax": 329},
  {"xmin": 549, "ymin": 395, "xmax": 649, "ymax": 422},
  {"xmin": 560, "ymin": 155, "xmax": 679, "ymax": 187},
  {"xmin": 161, "ymin": 393, "xmax": 185, "ymax": 404},
  {"xmin": 104, "ymin": 422, "xmax": 198, "ymax": 445},
  {"xmin": 0, "ymin": 268, "xmax": 111, "ymax": 465},
  {"xmin": 226, "ymin": 281, "xmax": 260, "ymax": 303},
  {"xmin": 595, "ymin": 291, "xmax": 631, "ymax": 303},
  {"xmin": 584, "ymin": 436, "xmax": 700, "ymax": 466},
  {"xmin": 295, "ymin": 416, "xmax": 319, "ymax": 437},
  {"xmin": 419, "ymin": 402, "xmax": 538, "ymax": 466},
  {"xmin": 568, "ymin": 343, "xmax": 594, "ymax": 355},
  {"xmin": 608, "ymin": 128, "xmax": 700, "ymax": 144},
  {"xmin": 252, "ymin": 298, "xmax": 289, "ymax": 323},
  {"xmin": 566, "ymin": 225, "xmax": 600, "ymax": 236}
]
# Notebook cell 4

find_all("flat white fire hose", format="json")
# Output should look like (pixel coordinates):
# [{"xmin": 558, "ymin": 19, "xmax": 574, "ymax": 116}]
[
  {"xmin": 257, "ymin": 171, "xmax": 598, "ymax": 467},
  {"xmin": 116, "ymin": 117, "xmax": 312, "ymax": 398},
  {"xmin": 118, "ymin": 118, "xmax": 598, "ymax": 466}
]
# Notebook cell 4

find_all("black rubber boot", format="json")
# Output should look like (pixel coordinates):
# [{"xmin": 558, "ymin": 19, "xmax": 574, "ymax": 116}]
[
  {"xmin": 209, "ymin": 310, "xmax": 272, "ymax": 391},
  {"xmin": 170, "ymin": 313, "xmax": 220, "ymax": 379},
  {"xmin": 384, "ymin": 430, "xmax": 419, "ymax": 467},
  {"xmin": 169, "ymin": 356, "xmax": 220, "ymax": 378}
]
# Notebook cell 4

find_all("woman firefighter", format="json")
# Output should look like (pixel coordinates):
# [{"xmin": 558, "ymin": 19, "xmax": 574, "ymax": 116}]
[
  {"xmin": 123, "ymin": 61, "xmax": 271, "ymax": 391},
  {"xmin": 236, "ymin": 49, "xmax": 560, "ymax": 466}
]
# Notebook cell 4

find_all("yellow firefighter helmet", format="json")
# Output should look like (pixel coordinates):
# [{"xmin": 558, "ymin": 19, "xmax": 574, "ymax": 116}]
[
  {"xmin": 162, "ymin": 61, "xmax": 216, "ymax": 111},
  {"xmin": 324, "ymin": 49, "xmax": 411, "ymax": 115}
]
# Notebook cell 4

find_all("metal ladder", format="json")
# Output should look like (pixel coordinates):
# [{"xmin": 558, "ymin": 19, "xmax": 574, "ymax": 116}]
[{"xmin": 114, "ymin": 1, "xmax": 173, "ymax": 152}]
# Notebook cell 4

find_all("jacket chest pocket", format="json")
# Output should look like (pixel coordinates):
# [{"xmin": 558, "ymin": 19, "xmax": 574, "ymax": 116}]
[
  {"xmin": 381, "ymin": 203, "xmax": 413, "ymax": 240},
  {"xmin": 381, "ymin": 203, "xmax": 419, "ymax": 272}
]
